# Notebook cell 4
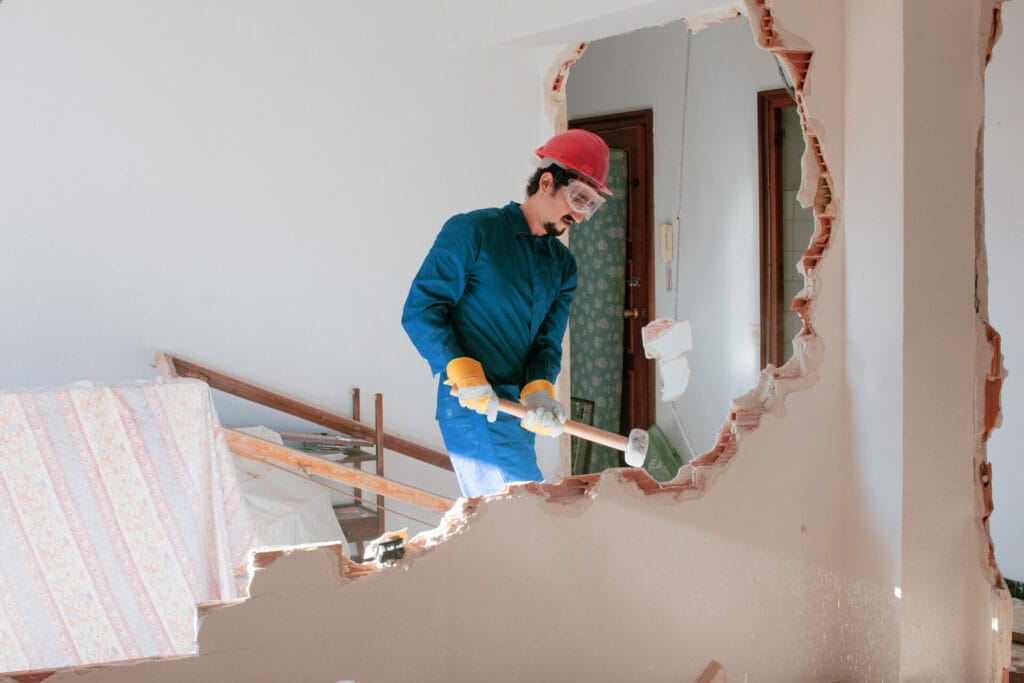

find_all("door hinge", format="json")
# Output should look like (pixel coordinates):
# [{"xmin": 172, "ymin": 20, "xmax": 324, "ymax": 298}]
[{"xmin": 627, "ymin": 277, "xmax": 640, "ymax": 288}]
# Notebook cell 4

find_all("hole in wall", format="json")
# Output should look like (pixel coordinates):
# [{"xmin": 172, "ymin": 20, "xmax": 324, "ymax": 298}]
[{"xmin": 560, "ymin": 6, "xmax": 831, "ymax": 487}]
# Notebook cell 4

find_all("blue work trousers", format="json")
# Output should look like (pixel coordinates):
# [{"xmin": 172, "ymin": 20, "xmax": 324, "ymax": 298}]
[{"xmin": 436, "ymin": 382, "xmax": 542, "ymax": 497}]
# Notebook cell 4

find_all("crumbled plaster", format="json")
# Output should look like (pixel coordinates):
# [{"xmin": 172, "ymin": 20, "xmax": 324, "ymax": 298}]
[
  {"xmin": 543, "ymin": 42, "xmax": 587, "ymax": 133},
  {"xmin": 684, "ymin": 6, "xmax": 743, "ymax": 34},
  {"xmin": 974, "ymin": 6, "xmax": 1012, "ymax": 675},
  {"xmin": 682, "ymin": 0, "xmax": 836, "ymax": 475}
]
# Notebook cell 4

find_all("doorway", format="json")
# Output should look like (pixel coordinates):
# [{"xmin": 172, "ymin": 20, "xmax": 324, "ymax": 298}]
[
  {"xmin": 758, "ymin": 89, "xmax": 813, "ymax": 368},
  {"xmin": 568, "ymin": 110, "xmax": 654, "ymax": 473}
]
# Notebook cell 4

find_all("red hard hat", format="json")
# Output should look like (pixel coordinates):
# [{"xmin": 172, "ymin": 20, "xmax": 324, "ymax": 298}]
[{"xmin": 535, "ymin": 129, "xmax": 613, "ymax": 195}]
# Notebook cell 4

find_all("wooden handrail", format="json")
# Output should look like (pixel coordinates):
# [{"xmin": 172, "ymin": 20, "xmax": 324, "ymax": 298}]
[
  {"xmin": 225, "ymin": 429, "xmax": 454, "ymax": 514},
  {"xmin": 154, "ymin": 352, "xmax": 453, "ymax": 472}
]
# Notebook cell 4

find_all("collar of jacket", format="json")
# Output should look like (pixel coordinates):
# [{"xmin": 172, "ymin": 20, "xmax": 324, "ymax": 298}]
[{"xmin": 505, "ymin": 201, "xmax": 560, "ymax": 251}]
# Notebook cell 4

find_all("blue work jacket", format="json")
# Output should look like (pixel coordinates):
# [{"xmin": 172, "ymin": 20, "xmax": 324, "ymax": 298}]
[{"xmin": 402, "ymin": 202, "xmax": 577, "ymax": 417}]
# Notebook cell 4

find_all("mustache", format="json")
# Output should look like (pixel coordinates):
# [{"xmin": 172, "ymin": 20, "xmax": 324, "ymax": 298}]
[{"xmin": 542, "ymin": 221, "xmax": 567, "ymax": 237}]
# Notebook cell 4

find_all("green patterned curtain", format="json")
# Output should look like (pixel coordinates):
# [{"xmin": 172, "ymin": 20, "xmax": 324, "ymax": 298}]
[{"xmin": 568, "ymin": 148, "xmax": 627, "ymax": 473}]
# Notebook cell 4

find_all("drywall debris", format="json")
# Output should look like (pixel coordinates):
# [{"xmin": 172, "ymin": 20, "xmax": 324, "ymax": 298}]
[
  {"xmin": 659, "ymin": 355, "xmax": 692, "ymax": 402},
  {"xmin": 642, "ymin": 318, "xmax": 694, "ymax": 400},
  {"xmin": 643, "ymin": 318, "xmax": 693, "ymax": 359}
]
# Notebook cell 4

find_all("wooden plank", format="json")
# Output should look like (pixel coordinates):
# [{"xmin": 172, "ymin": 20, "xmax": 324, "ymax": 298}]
[
  {"xmin": 226, "ymin": 428, "xmax": 454, "ymax": 514},
  {"xmin": 696, "ymin": 660, "xmax": 725, "ymax": 683},
  {"xmin": 157, "ymin": 353, "xmax": 453, "ymax": 472},
  {"xmin": 277, "ymin": 431, "xmax": 372, "ymax": 448},
  {"xmin": 351, "ymin": 388, "xmax": 365, "ymax": 525},
  {"xmin": 374, "ymin": 392, "xmax": 385, "ymax": 538}
]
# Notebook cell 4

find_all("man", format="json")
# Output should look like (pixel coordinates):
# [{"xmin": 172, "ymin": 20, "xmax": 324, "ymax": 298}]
[{"xmin": 401, "ymin": 129, "xmax": 612, "ymax": 497}]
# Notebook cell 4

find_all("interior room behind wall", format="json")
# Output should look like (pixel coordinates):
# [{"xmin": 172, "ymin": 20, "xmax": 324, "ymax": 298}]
[{"xmin": 566, "ymin": 16, "xmax": 792, "ymax": 461}]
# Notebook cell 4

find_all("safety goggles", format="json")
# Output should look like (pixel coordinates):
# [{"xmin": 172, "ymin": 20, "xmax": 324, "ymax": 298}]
[{"xmin": 562, "ymin": 178, "xmax": 606, "ymax": 220}]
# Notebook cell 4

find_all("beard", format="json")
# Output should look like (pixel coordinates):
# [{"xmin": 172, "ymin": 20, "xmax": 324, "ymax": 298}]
[{"xmin": 542, "ymin": 214, "xmax": 574, "ymax": 237}]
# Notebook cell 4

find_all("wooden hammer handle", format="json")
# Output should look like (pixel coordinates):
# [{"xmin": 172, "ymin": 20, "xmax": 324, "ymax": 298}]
[{"xmin": 496, "ymin": 398, "xmax": 630, "ymax": 452}]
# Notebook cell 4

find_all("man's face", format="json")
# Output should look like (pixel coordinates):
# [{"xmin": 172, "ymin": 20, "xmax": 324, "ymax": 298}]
[
  {"xmin": 541, "ymin": 186, "xmax": 584, "ymax": 237},
  {"xmin": 538, "ymin": 174, "xmax": 591, "ymax": 237}
]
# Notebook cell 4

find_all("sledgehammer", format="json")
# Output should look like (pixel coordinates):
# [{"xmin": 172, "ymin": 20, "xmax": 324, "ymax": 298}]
[{"xmin": 495, "ymin": 398, "xmax": 649, "ymax": 467}]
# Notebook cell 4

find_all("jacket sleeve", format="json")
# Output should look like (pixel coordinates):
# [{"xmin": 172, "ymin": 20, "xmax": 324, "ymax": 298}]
[
  {"xmin": 525, "ymin": 253, "xmax": 577, "ymax": 385},
  {"xmin": 401, "ymin": 215, "xmax": 480, "ymax": 376}
]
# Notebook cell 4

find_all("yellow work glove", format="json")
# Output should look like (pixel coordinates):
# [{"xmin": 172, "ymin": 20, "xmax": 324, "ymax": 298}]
[
  {"xmin": 444, "ymin": 357, "xmax": 498, "ymax": 422},
  {"xmin": 520, "ymin": 379, "xmax": 566, "ymax": 437}
]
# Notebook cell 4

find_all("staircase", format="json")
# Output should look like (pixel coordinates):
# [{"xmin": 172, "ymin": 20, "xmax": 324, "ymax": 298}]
[{"xmin": 155, "ymin": 353, "xmax": 455, "ymax": 558}]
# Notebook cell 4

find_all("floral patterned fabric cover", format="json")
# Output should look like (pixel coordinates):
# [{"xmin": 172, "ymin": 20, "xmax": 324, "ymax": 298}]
[{"xmin": 0, "ymin": 378, "xmax": 254, "ymax": 673}]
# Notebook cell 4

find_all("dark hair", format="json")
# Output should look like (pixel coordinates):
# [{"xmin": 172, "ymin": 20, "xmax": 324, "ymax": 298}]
[{"xmin": 525, "ymin": 164, "xmax": 572, "ymax": 197}]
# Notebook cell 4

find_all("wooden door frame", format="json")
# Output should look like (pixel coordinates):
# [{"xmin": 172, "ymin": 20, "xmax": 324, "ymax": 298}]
[
  {"xmin": 757, "ymin": 88, "xmax": 796, "ymax": 368},
  {"xmin": 568, "ymin": 109, "xmax": 655, "ymax": 436}
]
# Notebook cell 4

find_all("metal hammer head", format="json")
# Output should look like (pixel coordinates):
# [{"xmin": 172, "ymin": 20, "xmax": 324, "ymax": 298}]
[{"xmin": 623, "ymin": 428, "xmax": 650, "ymax": 468}]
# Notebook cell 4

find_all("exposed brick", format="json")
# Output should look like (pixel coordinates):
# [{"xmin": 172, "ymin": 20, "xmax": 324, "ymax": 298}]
[
  {"xmin": 777, "ymin": 50, "xmax": 813, "ymax": 90},
  {"xmin": 983, "ymin": 323, "xmax": 1004, "ymax": 441}
]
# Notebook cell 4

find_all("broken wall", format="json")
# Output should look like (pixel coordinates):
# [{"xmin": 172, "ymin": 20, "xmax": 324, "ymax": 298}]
[
  {"xmin": 566, "ymin": 16, "xmax": 788, "ymax": 458},
  {"xmin": 985, "ymin": 0, "xmax": 1024, "ymax": 584},
  {"xmin": 40, "ymin": 474, "xmax": 872, "ymax": 682}
]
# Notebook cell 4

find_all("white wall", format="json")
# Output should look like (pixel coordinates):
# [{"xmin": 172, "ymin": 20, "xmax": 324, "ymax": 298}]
[
  {"xmin": 839, "ymin": 0, "xmax": 905, "ymax": 663},
  {"xmin": 899, "ymin": 0, "xmax": 997, "ymax": 674},
  {"xmin": 0, "ymin": 0, "xmax": 558, "ymax": 536},
  {"xmin": 567, "ymin": 18, "xmax": 787, "ymax": 457},
  {"xmin": 985, "ymin": 0, "xmax": 1024, "ymax": 583}
]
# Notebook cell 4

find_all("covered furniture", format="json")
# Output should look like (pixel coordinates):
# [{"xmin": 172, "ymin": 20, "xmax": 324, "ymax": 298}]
[{"xmin": 0, "ymin": 379, "xmax": 255, "ymax": 673}]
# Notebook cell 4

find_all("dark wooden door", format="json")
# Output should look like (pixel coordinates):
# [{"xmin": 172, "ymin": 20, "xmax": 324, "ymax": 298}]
[
  {"xmin": 757, "ymin": 89, "xmax": 797, "ymax": 368},
  {"xmin": 569, "ymin": 110, "xmax": 654, "ymax": 436}
]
